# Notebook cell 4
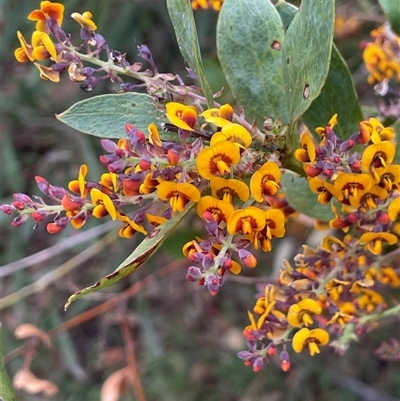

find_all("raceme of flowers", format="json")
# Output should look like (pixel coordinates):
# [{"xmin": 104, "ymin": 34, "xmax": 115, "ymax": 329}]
[
  {"xmin": 5, "ymin": 1, "xmax": 400, "ymax": 372},
  {"xmin": 362, "ymin": 24, "xmax": 400, "ymax": 85}
]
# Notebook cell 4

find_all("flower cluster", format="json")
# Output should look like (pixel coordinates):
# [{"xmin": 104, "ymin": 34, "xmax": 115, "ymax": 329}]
[
  {"xmin": 362, "ymin": 24, "xmax": 400, "ymax": 85},
  {"xmin": 4, "ymin": 1, "xmax": 400, "ymax": 375},
  {"xmin": 238, "ymin": 115, "xmax": 399, "ymax": 372},
  {"xmin": 191, "ymin": 0, "xmax": 224, "ymax": 11}
]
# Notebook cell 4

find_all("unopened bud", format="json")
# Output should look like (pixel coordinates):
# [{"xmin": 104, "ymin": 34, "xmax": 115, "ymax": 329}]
[
  {"xmin": 61, "ymin": 195, "xmax": 82, "ymax": 212},
  {"xmin": 280, "ymin": 350, "xmax": 290, "ymax": 371},
  {"xmin": 252, "ymin": 357, "xmax": 264, "ymax": 373},
  {"xmin": 167, "ymin": 149, "xmax": 180, "ymax": 166},
  {"xmin": 239, "ymin": 249, "xmax": 257, "ymax": 268},
  {"xmin": 267, "ymin": 344, "xmax": 277, "ymax": 357},
  {"xmin": 32, "ymin": 210, "xmax": 48, "ymax": 222},
  {"xmin": 35, "ymin": 176, "xmax": 50, "ymax": 194},
  {"xmin": 186, "ymin": 266, "xmax": 203, "ymax": 281}
]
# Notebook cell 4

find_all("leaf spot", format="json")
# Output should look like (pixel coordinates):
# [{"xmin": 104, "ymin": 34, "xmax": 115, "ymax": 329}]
[
  {"xmin": 286, "ymin": 58, "xmax": 290, "ymax": 65},
  {"xmin": 303, "ymin": 83, "xmax": 310, "ymax": 99},
  {"xmin": 271, "ymin": 41, "xmax": 281, "ymax": 50}
]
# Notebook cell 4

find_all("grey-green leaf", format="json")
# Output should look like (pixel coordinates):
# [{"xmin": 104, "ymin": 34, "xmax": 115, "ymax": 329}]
[
  {"xmin": 378, "ymin": 0, "xmax": 400, "ymax": 35},
  {"xmin": 217, "ymin": 0, "xmax": 287, "ymax": 125},
  {"xmin": 56, "ymin": 93, "xmax": 164, "ymax": 139},
  {"xmin": 167, "ymin": 0, "xmax": 214, "ymax": 107},
  {"xmin": 282, "ymin": 0, "xmax": 335, "ymax": 125},
  {"xmin": 275, "ymin": 0, "xmax": 297, "ymax": 31},
  {"xmin": 302, "ymin": 46, "xmax": 363, "ymax": 140},
  {"xmin": 281, "ymin": 172, "xmax": 334, "ymax": 222}
]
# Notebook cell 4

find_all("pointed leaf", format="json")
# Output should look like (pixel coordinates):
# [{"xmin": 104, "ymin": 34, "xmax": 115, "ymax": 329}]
[
  {"xmin": 378, "ymin": 0, "xmax": 400, "ymax": 35},
  {"xmin": 302, "ymin": 46, "xmax": 363, "ymax": 140},
  {"xmin": 64, "ymin": 203, "xmax": 195, "ymax": 309},
  {"xmin": 281, "ymin": 172, "xmax": 334, "ymax": 222},
  {"xmin": 166, "ymin": 0, "xmax": 214, "ymax": 107},
  {"xmin": 282, "ymin": 0, "xmax": 335, "ymax": 125},
  {"xmin": 217, "ymin": 0, "xmax": 287, "ymax": 125},
  {"xmin": 56, "ymin": 93, "xmax": 164, "ymax": 139}
]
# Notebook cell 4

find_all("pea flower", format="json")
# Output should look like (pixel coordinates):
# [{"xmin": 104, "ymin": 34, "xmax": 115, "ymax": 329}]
[{"xmin": 292, "ymin": 328, "xmax": 330, "ymax": 356}]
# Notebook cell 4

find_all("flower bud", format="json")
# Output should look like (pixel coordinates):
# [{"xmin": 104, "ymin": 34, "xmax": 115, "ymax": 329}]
[
  {"xmin": 32, "ymin": 210, "xmax": 49, "ymax": 222},
  {"xmin": 239, "ymin": 249, "xmax": 257, "ymax": 268},
  {"xmin": 280, "ymin": 350, "xmax": 290, "ymax": 372},
  {"xmin": 0, "ymin": 204, "xmax": 14, "ymax": 215},
  {"xmin": 35, "ymin": 176, "xmax": 50, "ymax": 195},
  {"xmin": 100, "ymin": 139, "xmax": 118, "ymax": 153},
  {"xmin": 167, "ymin": 149, "xmax": 180, "ymax": 166},
  {"xmin": 252, "ymin": 357, "xmax": 264, "ymax": 373},
  {"xmin": 13, "ymin": 193, "xmax": 32, "ymax": 203},
  {"xmin": 61, "ymin": 195, "xmax": 82, "ymax": 212},
  {"xmin": 267, "ymin": 343, "xmax": 277, "ymax": 357},
  {"xmin": 12, "ymin": 215, "xmax": 29, "ymax": 227},
  {"xmin": 186, "ymin": 266, "xmax": 203, "ymax": 281}
]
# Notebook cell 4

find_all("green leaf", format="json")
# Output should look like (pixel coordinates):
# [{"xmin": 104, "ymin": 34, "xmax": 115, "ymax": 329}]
[
  {"xmin": 217, "ymin": 0, "xmax": 287, "ymax": 125},
  {"xmin": 64, "ymin": 203, "xmax": 195, "ymax": 309},
  {"xmin": 282, "ymin": 0, "xmax": 335, "ymax": 125},
  {"xmin": 302, "ymin": 46, "xmax": 363, "ymax": 140},
  {"xmin": 275, "ymin": 1, "xmax": 362, "ymax": 140},
  {"xmin": 0, "ymin": 325, "xmax": 16, "ymax": 401},
  {"xmin": 275, "ymin": 0, "xmax": 297, "ymax": 31},
  {"xmin": 56, "ymin": 93, "xmax": 164, "ymax": 139},
  {"xmin": 281, "ymin": 172, "xmax": 334, "ymax": 222},
  {"xmin": 166, "ymin": 0, "xmax": 214, "ymax": 107},
  {"xmin": 378, "ymin": 0, "xmax": 400, "ymax": 35}
]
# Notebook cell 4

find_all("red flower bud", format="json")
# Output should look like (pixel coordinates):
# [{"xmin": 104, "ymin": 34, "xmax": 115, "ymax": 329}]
[
  {"xmin": 61, "ymin": 195, "xmax": 81, "ymax": 212},
  {"xmin": 47, "ymin": 222, "xmax": 64, "ymax": 234},
  {"xmin": 167, "ymin": 149, "xmax": 180, "ymax": 166}
]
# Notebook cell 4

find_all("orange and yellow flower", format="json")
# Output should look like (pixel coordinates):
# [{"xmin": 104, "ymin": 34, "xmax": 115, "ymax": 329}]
[
  {"xmin": 361, "ymin": 141, "xmax": 396, "ymax": 174},
  {"xmin": 287, "ymin": 299, "xmax": 322, "ymax": 327},
  {"xmin": 191, "ymin": 0, "xmax": 224, "ymax": 11},
  {"xmin": 252, "ymin": 208, "xmax": 285, "ymax": 252},
  {"xmin": 165, "ymin": 102, "xmax": 197, "ymax": 131},
  {"xmin": 309, "ymin": 177, "xmax": 343, "ymax": 204},
  {"xmin": 210, "ymin": 123, "xmax": 252, "ymax": 150},
  {"xmin": 196, "ymin": 196, "xmax": 234, "ymax": 224},
  {"xmin": 388, "ymin": 197, "xmax": 400, "ymax": 222},
  {"xmin": 294, "ymin": 132, "xmax": 316, "ymax": 163},
  {"xmin": 227, "ymin": 206, "xmax": 265, "ymax": 235},
  {"xmin": 90, "ymin": 188, "xmax": 117, "ymax": 220},
  {"xmin": 210, "ymin": 177, "xmax": 249, "ymax": 204},
  {"xmin": 250, "ymin": 161, "xmax": 281, "ymax": 202},
  {"xmin": 196, "ymin": 141, "xmax": 240, "ymax": 180},
  {"xmin": 71, "ymin": 11, "xmax": 97, "ymax": 31},
  {"xmin": 333, "ymin": 173, "xmax": 372, "ymax": 201},
  {"xmin": 360, "ymin": 118, "xmax": 395, "ymax": 144},
  {"xmin": 68, "ymin": 164, "xmax": 89, "ymax": 197},
  {"xmin": 292, "ymin": 328, "xmax": 329, "ymax": 356},
  {"xmin": 31, "ymin": 30, "xmax": 57, "ymax": 60},
  {"xmin": 201, "ymin": 103, "xmax": 233, "ymax": 127},
  {"xmin": 349, "ymin": 185, "xmax": 388, "ymax": 209},
  {"xmin": 157, "ymin": 181, "xmax": 200, "ymax": 213},
  {"xmin": 14, "ymin": 31, "xmax": 35, "ymax": 62},
  {"xmin": 359, "ymin": 231, "xmax": 398, "ymax": 255},
  {"xmin": 117, "ymin": 212, "xmax": 147, "ymax": 238},
  {"xmin": 28, "ymin": 1, "xmax": 64, "ymax": 32}
]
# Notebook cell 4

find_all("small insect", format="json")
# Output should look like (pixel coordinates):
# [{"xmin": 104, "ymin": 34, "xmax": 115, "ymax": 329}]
[{"xmin": 109, "ymin": 50, "xmax": 128, "ymax": 66}]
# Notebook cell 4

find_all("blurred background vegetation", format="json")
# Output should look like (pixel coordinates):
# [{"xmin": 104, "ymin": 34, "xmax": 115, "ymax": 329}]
[{"xmin": 1, "ymin": 0, "xmax": 399, "ymax": 400}]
